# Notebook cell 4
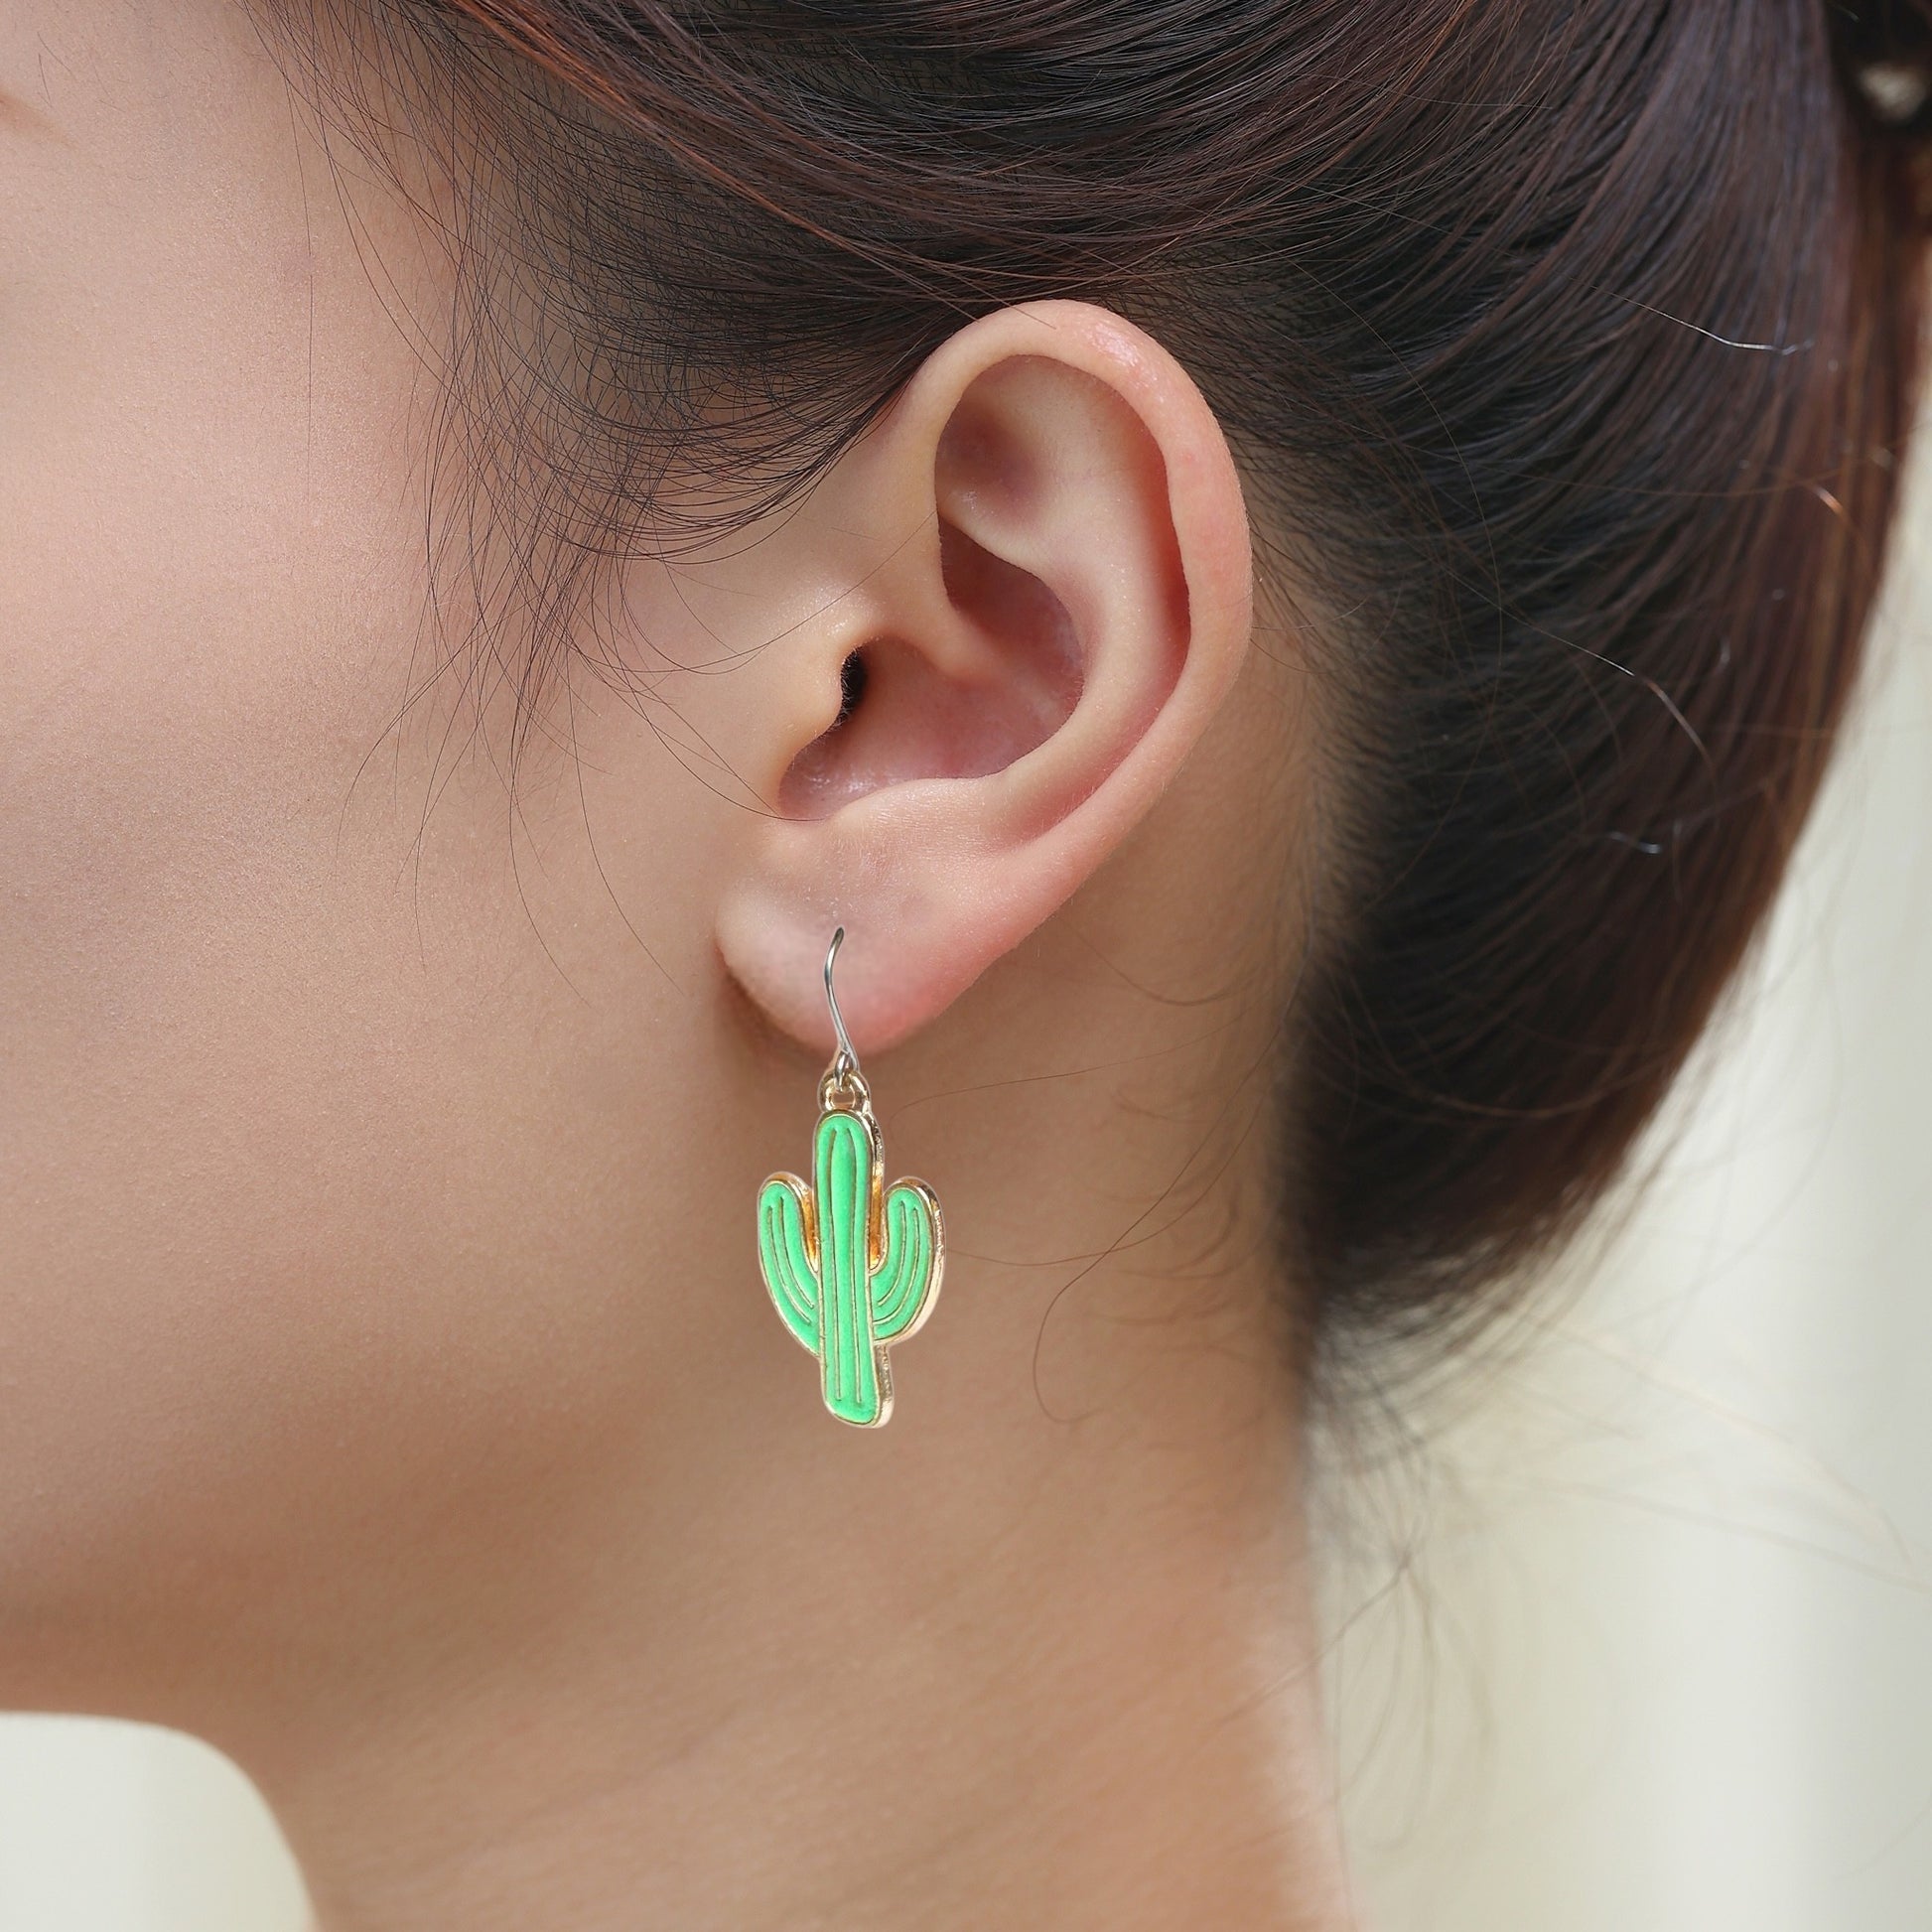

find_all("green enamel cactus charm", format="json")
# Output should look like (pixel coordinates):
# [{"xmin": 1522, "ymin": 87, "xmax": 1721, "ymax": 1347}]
[
  {"xmin": 756, "ymin": 926, "xmax": 944, "ymax": 1427},
  {"xmin": 758, "ymin": 1097, "xmax": 943, "ymax": 1427}
]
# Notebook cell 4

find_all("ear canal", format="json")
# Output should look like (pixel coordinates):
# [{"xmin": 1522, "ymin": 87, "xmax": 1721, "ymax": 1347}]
[
  {"xmin": 833, "ymin": 649, "xmax": 869, "ymax": 730},
  {"xmin": 775, "ymin": 518, "xmax": 1084, "ymax": 821}
]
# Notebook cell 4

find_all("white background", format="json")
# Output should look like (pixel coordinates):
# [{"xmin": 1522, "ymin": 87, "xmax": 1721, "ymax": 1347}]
[{"xmin": 1, "ymin": 481, "xmax": 1928, "ymax": 1931}]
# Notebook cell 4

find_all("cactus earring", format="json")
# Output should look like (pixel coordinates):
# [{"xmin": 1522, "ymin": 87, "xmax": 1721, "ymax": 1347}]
[{"xmin": 756, "ymin": 927, "xmax": 945, "ymax": 1427}]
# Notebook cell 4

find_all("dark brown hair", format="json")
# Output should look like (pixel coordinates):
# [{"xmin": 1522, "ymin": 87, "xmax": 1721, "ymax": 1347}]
[{"xmin": 270, "ymin": 0, "xmax": 1931, "ymax": 1372}]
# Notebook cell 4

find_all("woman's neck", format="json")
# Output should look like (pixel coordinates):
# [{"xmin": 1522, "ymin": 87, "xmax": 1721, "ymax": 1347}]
[
  {"xmin": 195, "ymin": 923, "xmax": 1351, "ymax": 1931},
  {"xmin": 233, "ymin": 1270, "xmax": 1352, "ymax": 1932}
]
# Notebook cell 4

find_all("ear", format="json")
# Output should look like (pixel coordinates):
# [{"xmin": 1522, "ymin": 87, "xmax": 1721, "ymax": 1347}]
[{"xmin": 714, "ymin": 299, "xmax": 1254, "ymax": 1056}]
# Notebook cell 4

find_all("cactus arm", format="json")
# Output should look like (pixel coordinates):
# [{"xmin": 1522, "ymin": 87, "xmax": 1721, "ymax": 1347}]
[
  {"xmin": 814, "ymin": 1108, "xmax": 884, "ymax": 1426},
  {"xmin": 757, "ymin": 1173, "xmax": 820, "ymax": 1353},
  {"xmin": 870, "ymin": 1178, "xmax": 942, "ymax": 1343}
]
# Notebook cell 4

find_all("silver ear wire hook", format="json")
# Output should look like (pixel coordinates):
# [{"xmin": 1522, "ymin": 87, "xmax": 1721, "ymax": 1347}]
[{"xmin": 824, "ymin": 925, "xmax": 860, "ymax": 1081}]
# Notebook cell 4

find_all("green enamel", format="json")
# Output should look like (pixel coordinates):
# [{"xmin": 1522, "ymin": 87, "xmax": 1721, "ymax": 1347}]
[
  {"xmin": 873, "ymin": 1182, "xmax": 937, "ymax": 1340},
  {"xmin": 815, "ymin": 1109, "xmax": 875, "ymax": 1424},
  {"xmin": 756, "ymin": 1105, "xmax": 942, "ymax": 1427},
  {"xmin": 757, "ymin": 1176, "xmax": 818, "ymax": 1353}
]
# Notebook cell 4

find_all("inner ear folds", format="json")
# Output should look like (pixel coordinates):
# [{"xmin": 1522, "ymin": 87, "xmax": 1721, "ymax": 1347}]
[{"xmin": 776, "ymin": 517, "xmax": 1084, "ymax": 819}]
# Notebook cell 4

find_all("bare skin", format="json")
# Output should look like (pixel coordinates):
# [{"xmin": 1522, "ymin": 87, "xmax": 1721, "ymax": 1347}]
[{"xmin": 0, "ymin": 6, "xmax": 1350, "ymax": 1928}]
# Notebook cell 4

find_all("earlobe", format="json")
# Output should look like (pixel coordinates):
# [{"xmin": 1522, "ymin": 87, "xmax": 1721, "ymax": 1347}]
[{"xmin": 715, "ymin": 300, "xmax": 1254, "ymax": 1059}]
